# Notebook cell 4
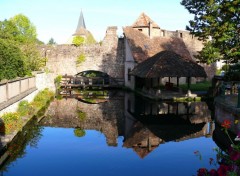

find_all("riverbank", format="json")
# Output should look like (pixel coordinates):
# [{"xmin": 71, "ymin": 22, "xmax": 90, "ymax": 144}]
[{"xmin": 0, "ymin": 89, "xmax": 54, "ymax": 154}]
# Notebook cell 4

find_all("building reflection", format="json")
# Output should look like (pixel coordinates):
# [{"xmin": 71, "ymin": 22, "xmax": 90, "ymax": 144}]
[
  {"xmin": 41, "ymin": 91, "xmax": 214, "ymax": 158},
  {"xmin": 123, "ymin": 93, "xmax": 214, "ymax": 158}
]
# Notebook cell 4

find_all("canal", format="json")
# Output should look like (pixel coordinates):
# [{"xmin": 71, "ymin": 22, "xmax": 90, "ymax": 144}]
[{"xmin": 0, "ymin": 91, "xmax": 225, "ymax": 176}]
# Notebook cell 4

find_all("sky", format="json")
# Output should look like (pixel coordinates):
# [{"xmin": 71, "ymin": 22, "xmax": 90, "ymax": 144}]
[{"xmin": 0, "ymin": 0, "xmax": 194, "ymax": 44}]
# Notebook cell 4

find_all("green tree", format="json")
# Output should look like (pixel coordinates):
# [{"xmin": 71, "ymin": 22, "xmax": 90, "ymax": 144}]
[
  {"xmin": 0, "ymin": 39, "xmax": 27, "ymax": 81},
  {"xmin": 9, "ymin": 14, "xmax": 37, "ymax": 43},
  {"xmin": 0, "ymin": 20, "xmax": 19, "ymax": 41},
  {"xmin": 9, "ymin": 14, "xmax": 44, "ymax": 71},
  {"xmin": 72, "ymin": 36, "xmax": 85, "ymax": 46},
  {"xmin": 181, "ymin": 0, "xmax": 240, "ymax": 64},
  {"xmin": 48, "ymin": 37, "xmax": 56, "ymax": 45}
]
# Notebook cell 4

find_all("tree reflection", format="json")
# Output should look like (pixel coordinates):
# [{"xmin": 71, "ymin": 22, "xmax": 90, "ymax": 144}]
[{"xmin": 0, "ymin": 117, "xmax": 43, "ymax": 171}]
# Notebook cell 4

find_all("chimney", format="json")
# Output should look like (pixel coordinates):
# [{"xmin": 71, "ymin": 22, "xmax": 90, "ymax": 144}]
[{"xmin": 149, "ymin": 21, "xmax": 153, "ymax": 39}]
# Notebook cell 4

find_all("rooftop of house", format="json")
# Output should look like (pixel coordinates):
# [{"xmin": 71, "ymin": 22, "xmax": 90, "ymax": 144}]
[
  {"xmin": 123, "ymin": 26, "xmax": 192, "ymax": 63},
  {"xmin": 132, "ymin": 12, "xmax": 160, "ymax": 29},
  {"xmin": 130, "ymin": 50, "xmax": 207, "ymax": 78}
]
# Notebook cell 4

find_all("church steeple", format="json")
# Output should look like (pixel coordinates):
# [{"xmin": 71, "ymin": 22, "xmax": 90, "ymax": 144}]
[{"xmin": 75, "ymin": 10, "xmax": 86, "ymax": 32}]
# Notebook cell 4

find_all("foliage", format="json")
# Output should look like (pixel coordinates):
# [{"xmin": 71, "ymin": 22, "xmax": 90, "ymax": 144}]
[
  {"xmin": 0, "ymin": 89, "xmax": 54, "ymax": 135},
  {"xmin": 76, "ymin": 54, "xmax": 86, "ymax": 65},
  {"xmin": 195, "ymin": 41, "xmax": 222, "ymax": 64},
  {"xmin": 0, "ymin": 38, "xmax": 27, "ymax": 81},
  {"xmin": 74, "ymin": 128, "xmax": 86, "ymax": 137},
  {"xmin": 0, "ymin": 14, "xmax": 44, "ymax": 79},
  {"xmin": 54, "ymin": 75, "xmax": 62, "ymax": 90},
  {"xmin": 222, "ymin": 64, "xmax": 230, "ymax": 72},
  {"xmin": 77, "ymin": 109, "xmax": 86, "ymax": 121},
  {"xmin": 0, "ymin": 20, "xmax": 19, "ymax": 41},
  {"xmin": 31, "ymin": 88, "xmax": 54, "ymax": 109},
  {"xmin": 17, "ymin": 100, "xmax": 30, "ymax": 116},
  {"xmin": 0, "ymin": 112, "xmax": 22, "ymax": 134},
  {"xmin": 85, "ymin": 33, "xmax": 96, "ymax": 44},
  {"xmin": 224, "ymin": 64, "xmax": 240, "ymax": 81},
  {"xmin": 21, "ymin": 43, "xmax": 45, "ymax": 71},
  {"xmin": 179, "ymin": 81, "xmax": 211, "ymax": 92},
  {"xmin": 72, "ymin": 36, "xmax": 85, "ymax": 46},
  {"xmin": 195, "ymin": 120, "xmax": 240, "ymax": 176},
  {"xmin": 9, "ymin": 14, "xmax": 37, "ymax": 44},
  {"xmin": 48, "ymin": 37, "xmax": 56, "ymax": 45},
  {"xmin": 181, "ymin": 0, "xmax": 240, "ymax": 64}
]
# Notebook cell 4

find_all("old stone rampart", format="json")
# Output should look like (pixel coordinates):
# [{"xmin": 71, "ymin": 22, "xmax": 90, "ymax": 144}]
[{"xmin": 39, "ymin": 26, "xmax": 125, "ymax": 80}]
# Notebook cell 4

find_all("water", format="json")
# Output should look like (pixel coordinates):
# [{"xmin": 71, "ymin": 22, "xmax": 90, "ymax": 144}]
[{"xmin": 0, "ymin": 91, "xmax": 222, "ymax": 176}]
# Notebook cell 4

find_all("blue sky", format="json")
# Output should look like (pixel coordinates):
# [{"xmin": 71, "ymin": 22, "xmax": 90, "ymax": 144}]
[{"xmin": 0, "ymin": 0, "xmax": 193, "ymax": 44}]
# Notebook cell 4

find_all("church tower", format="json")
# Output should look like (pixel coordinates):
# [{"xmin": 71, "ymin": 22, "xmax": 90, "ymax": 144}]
[{"xmin": 66, "ymin": 10, "xmax": 95, "ymax": 44}]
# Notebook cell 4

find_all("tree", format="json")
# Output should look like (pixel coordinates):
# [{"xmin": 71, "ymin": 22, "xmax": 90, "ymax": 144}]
[
  {"xmin": 72, "ymin": 36, "xmax": 85, "ymax": 46},
  {"xmin": 47, "ymin": 38, "xmax": 56, "ymax": 45},
  {"xmin": 181, "ymin": 0, "xmax": 240, "ymax": 64},
  {"xmin": 9, "ymin": 14, "xmax": 37, "ymax": 44},
  {"xmin": 0, "ymin": 20, "xmax": 19, "ymax": 41},
  {"xmin": 0, "ymin": 39, "xmax": 27, "ymax": 81},
  {"xmin": 9, "ymin": 14, "xmax": 44, "ymax": 71}
]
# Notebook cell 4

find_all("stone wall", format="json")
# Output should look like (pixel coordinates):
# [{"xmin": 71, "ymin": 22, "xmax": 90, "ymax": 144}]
[
  {"xmin": 39, "ymin": 26, "xmax": 125, "ymax": 80},
  {"xmin": 160, "ymin": 29, "xmax": 215, "ymax": 80}
]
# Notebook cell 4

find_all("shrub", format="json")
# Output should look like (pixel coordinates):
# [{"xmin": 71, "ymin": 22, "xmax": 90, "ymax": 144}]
[
  {"xmin": 17, "ymin": 100, "xmax": 30, "ymax": 116},
  {"xmin": 72, "ymin": 36, "xmax": 84, "ymax": 46},
  {"xmin": 74, "ymin": 128, "xmax": 86, "ymax": 137},
  {"xmin": 76, "ymin": 54, "xmax": 86, "ymax": 65},
  {"xmin": 0, "ymin": 112, "xmax": 22, "ymax": 134}
]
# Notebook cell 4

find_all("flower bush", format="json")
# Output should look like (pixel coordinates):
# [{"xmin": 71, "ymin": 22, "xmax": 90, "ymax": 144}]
[{"xmin": 196, "ymin": 119, "xmax": 240, "ymax": 176}]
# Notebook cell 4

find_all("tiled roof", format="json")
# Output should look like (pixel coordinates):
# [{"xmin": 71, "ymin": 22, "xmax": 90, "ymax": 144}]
[
  {"xmin": 73, "ymin": 27, "xmax": 90, "ymax": 36},
  {"xmin": 130, "ymin": 50, "xmax": 207, "ymax": 78},
  {"xmin": 123, "ymin": 27, "xmax": 192, "ymax": 63},
  {"xmin": 132, "ymin": 12, "xmax": 160, "ymax": 28}
]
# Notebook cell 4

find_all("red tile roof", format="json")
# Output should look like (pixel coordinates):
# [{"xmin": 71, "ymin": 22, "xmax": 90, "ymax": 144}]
[
  {"xmin": 132, "ymin": 12, "xmax": 160, "ymax": 29},
  {"xmin": 123, "ymin": 27, "xmax": 192, "ymax": 63}
]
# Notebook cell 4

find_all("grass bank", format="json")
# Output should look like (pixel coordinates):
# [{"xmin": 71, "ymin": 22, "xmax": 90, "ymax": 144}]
[{"xmin": 0, "ymin": 88, "xmax": 54, "ymax": 135}]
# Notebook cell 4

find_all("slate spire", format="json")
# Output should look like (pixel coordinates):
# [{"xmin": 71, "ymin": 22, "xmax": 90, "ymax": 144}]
[{"xmin": 75, "ymin": 10, "xmax": 86, "ymax": 32}]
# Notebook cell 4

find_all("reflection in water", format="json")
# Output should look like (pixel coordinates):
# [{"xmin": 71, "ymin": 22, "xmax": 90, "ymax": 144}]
[
  {"xmin": 40, "ymin": 92, "xmax": 213, "ymax": 157},
  {"xmin": 0, "ymin": 91, "xmax": 215, "ymax": 175},
  {"xmin": 124, "ymin": 93, "xmax": 213, "ymax": 158},
  {"xmin": 0, "ymin": 117, "xmax": 43, "ymax": 171}
]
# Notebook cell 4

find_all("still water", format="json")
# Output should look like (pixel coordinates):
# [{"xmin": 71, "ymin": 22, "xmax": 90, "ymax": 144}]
[{"xmin": 0, "ymin": 91, "xmax": 222, "ymax": 176}]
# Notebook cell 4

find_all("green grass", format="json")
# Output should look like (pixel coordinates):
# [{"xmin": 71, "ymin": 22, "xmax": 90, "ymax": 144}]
[{"xmin": 179, "ymin": 81, "xmax": 211, "ymax": 92}]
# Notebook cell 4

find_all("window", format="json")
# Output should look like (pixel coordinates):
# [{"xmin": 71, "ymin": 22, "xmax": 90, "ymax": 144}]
[
  {"xmin": 138, "ymin": 29, "xmax": 142, "ymax": 31},
  {"xmin": 180, "ymin": 33, "xmax": 183, "ymax": 38},
  {"xmin": 128, "ymin": 68, "xmax": 131, "ymax": 81}
]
